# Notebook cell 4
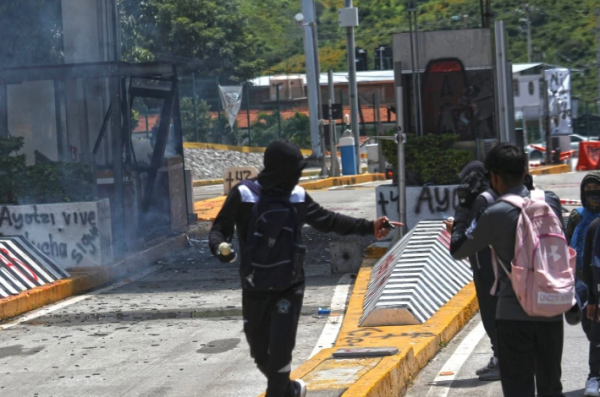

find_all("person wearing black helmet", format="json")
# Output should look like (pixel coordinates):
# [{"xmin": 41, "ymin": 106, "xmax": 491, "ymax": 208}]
[{"xmin": 209, "ymin": 140, "xmax": 400, "ymax": 397}]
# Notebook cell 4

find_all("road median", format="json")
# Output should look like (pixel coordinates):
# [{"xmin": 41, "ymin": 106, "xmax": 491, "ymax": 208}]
[
  {"xmin": 529, "ymin": 164, "xmax": 570, "ymax": 175},
  {"xmin": 257, "ymin": 245, "xmax": 479, "ymax": 397}
]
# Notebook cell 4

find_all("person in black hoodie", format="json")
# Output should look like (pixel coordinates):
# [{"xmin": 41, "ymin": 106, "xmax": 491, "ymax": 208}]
[
  {"xmin": 448, "ymin": 161, "xmax": 500, "ymax": 381},
  {"xmin": 209, "ymin": 140, "xmax": 399, "ymax": 397},
  {"xmin": 566, "ymin": 171, "xmax": 600, "ymax": 396}
]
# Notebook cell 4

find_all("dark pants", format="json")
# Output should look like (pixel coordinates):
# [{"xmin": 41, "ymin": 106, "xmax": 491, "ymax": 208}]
[
  {"xmin": 496, "ymin": 320, "xmax": 565, "ymax": 397},
  {"xmin": 472, "ymin": 254, "xmax": 498, "ymax": 356},
  {"xmin": 582, "ymin": 295, "xmax": 600, "ymax": 378},
  {"xmin": 242, "ymin": 283, "xmax": 304, "ymax": 397}
]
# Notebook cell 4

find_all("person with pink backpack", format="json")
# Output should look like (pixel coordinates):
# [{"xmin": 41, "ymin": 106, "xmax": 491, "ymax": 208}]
[{"xmin": 450, "ymin": 144, "xmax": 575, "ymax": 397}]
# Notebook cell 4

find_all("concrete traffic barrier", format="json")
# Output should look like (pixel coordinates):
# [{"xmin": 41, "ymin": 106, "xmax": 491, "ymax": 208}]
[
  {"xmin": 529, "ymin": 164, "xmax": 570, "ymax": 175},
  {"xmin": 361, "ymin": 221, "xmax": 471, "ymax": 326},
  {"xmin": 0, "ymin": 236, "xmax": 70, "ymax": 298}
]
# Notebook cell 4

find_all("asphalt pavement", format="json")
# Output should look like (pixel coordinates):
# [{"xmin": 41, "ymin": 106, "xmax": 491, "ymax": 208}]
[
  {"xmin": 0, "ymin": 181, "xmax": 384, "ymax": 397},
  {"xmin": 406, "ymin": 169, "xmax": 589, "ymax": 397}
]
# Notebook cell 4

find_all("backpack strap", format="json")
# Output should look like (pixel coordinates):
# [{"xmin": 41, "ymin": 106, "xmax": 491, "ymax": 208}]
[
  {"xmin": 480, "ymin": 191, "xmax": 496, "ymax": 205},
  {"xmin": 499, "ymin": 194, "xmax": 525, "ymax": 209},
  {"xmin": 239, "ymin": 180, "xmax": 262, "ymax": 197},
  {"xmin": 530, "ymin": 189, "xmax": 546, "ymax": 202}
]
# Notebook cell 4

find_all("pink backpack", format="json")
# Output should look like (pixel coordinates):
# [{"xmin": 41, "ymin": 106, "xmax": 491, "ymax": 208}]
[{"xmin": 491, "ymin": 189, "xmax": 576, "ymax": 317}]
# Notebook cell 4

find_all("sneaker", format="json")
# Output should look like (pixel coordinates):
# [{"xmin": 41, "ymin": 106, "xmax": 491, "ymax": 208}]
[
  {"xmin": 478, "ymin": 365, "xmax": 500, "ymax": 382},
  {"xmin": 293, "ymin": 379, "xmax": 307, "ymax": 397},
  {"xmin": 584, "ymin": 377, "xmax": 600, "ymax": 397},
  {"xmin": 475, "ymin": 357, "xmax": 498, "ymax": 376}
]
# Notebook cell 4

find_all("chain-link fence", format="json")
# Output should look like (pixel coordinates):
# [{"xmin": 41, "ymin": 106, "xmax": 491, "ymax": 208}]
[{"xmin": 166, "ymin": 73, "xmax": 399, "ymax": 150}]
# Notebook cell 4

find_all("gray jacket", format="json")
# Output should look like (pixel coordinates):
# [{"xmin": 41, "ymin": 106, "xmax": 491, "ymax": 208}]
[
  {"xmin": 451, "ymin": 185, "xmax": 563, "ymax": 322},
  {"xmin": 467, "ymin": 189, "xmax": 498, "ymax": 271}
]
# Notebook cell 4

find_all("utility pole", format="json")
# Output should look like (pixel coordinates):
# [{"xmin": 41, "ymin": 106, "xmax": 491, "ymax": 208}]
[
  {"xmin": 341, "ymin": 0, "xmax": 361, "ymax": 174},
  {"xmin": 328, "ymin": 70, "xmax": 340, "ymax": 177},
  {"xmin": 298, "ymin": 1, "xmax": 322, "ymax": 158},
  {"xmin": 522, "ymin": 4, "xmax": 533, "ymax": 63},
  {"xmin": 542, "ymin": 80, "xmax": 552, "ymax": 165},
  {"xmin": 275, "ymin": 83, "xmax": 282, "ymax": 138}
]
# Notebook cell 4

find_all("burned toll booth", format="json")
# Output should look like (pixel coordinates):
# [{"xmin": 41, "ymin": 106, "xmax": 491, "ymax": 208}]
[
  {"xmin": 0, "ymin": 62, "xmax": 191, "ymax": 263},
  {"xmin": 392, "ymin": 29, "xmax": 499, "ymax": 159}
]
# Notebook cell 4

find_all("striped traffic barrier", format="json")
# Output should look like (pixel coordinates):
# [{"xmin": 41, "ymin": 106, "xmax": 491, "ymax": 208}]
[
  {"xmin": 0, "ymin": 236, "xmax": 69, "ymax": 298},
  {"xmin": 360, "ymin": 221, "xmax": 472, "ymax": 327},
  {"xmin": 561, "ymin": 199, "xmax": 582, "ymax": 206}
]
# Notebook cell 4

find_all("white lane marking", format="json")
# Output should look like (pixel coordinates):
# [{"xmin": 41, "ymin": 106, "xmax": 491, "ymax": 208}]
[
  {"xmin": 309, "ymin": 273, "xmax": 353, "ymax": 358},
  {"xmin": 426, "ymin": 321, "xmax": 487, "ymax": 397},
  {"xmin": 0, "ymin": 266, "xmax": 159, "ymax": 330}
]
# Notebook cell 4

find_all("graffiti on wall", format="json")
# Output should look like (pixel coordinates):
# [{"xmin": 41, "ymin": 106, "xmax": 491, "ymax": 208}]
[
  {"xmin": 0, "ymin": 200, "xmax": 112, "ymax": 269},
  {"xmin": 421, "ymin": 58, "xmax": 495, "ymax": 140}
]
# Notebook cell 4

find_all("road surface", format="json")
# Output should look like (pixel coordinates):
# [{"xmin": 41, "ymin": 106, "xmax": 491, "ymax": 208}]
[{"xmin": 0, "ymin": 182, "xmax": 384, "ymax": 397}]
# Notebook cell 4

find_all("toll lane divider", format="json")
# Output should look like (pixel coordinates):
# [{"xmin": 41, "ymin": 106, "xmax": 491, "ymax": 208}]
[
  {"xmin": 0, "ymin": 223, "xmax": 212, "ymax": 323},
  {"xmin": 194, "ymin": 173, "xmax": 386, "ymax": 222},
  {"xmin": 184, "ymin": 142, "xmax": 313, "ymax": 156},
  {"xmin": 192, "ymin": 169, "xmax": 322, "ymax": 188},
  {"xmin": 529, "ymin": 164, "xmax": 570, "ymax": 175},
  {"xmin": 257, "ymin": 244, "xmax": 479, "ymax": 397}
]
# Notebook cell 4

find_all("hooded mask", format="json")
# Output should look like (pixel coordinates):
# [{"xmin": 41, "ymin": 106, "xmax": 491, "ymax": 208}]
[
  {"xmin": 257, "ymin": 140, "xmax": 307, "ymax": 194},
  {"xmin": 581, "ymin": 171, "xmax": 600, "ymax": 213},
  {"xmin": 458, "ymin": 161, "xmax": 491, "ymax": 192}
]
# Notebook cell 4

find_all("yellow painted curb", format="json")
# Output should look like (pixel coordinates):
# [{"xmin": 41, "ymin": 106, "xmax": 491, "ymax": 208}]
[
  {"xmin": 0, "ymin": 269, "xmax": 111, "ymax": 323},
  {"xmin": 191, "ymin": 169, "xmax": 324, "ymax": 188},
  {"xmin": 299, "ymin": 173, "xmax": 385, "ymax": 191},
  {"xmin": 255, "ymin": 245, "xmax": 479, "ymax": 397},
  {"xmin": 194, "ymin": 174, "xmax": 386, "ymax": 221},
  {"xmin": 193, "ymin": 179, "xmax": 223, "ymax": 187},
  {"xmin": 530, "ymin": 164, "xmax": 570, "ymax": 175},
  {"xmin": 184, "ymin": 142, "xmax": 312, "ymax": 156}
]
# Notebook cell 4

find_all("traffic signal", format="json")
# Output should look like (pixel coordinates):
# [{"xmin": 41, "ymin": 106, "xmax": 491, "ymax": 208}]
[{"xmin": 355, "ymin": 47, "xmax": 368, "ymax": 71}]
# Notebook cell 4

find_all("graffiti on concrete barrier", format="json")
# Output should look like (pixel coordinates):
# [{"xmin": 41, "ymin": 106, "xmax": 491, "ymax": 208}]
[
  {"xmin": 223, "ymin": 166, "xmax": 259, "ymax": 195},
  {"xmin": 415, "ymin": 186, "xmax": 459, "ymax": 214},
  {"xmin": 0, "ymin": 200, "xmax": 112, "ymax": 269},
  {"xmin": 340, "ymin": 327, "xmax": 436, "ymax": 347},
  {"xmin": 376, "ymin": 185, "xmax": 459, "ymax": 231}
]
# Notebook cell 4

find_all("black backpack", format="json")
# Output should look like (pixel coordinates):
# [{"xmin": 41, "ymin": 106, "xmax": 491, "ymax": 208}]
[{"xmin": 239, "ymin": 180, "xmax": 306, "ymax": 291}]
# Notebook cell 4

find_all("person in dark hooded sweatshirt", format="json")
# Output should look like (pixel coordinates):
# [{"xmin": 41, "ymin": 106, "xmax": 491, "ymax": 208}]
[
  {"xmin": 565, "ymin": 171, "xmax": 600, "ymax": 396},
  {"xmin": 209, "ymin": 140, "xmax": 399, "ymax": 397},
  {"xmin": 446, "ymin": 161, "xmax": 500, "ymax": 381}
]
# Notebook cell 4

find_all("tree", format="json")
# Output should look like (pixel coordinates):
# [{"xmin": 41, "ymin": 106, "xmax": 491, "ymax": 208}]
[
  {"xmin": 249, "ymin": 111, "xmax": 311, "ymax": 149},
  {"xmin": 119, "ymin": 0, "xmax": 264, "ymax": 81},
  {"xmin": 0, "ymin": 137, "xmax": 26, "ymax": 204}
]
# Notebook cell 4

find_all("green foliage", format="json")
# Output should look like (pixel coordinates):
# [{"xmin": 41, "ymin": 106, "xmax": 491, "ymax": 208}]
[
  {"xmin": 242, "ymin": 0, "xmax": 599, "ymax": 101},
  {"xmin": 119, "ymin": 0, "xmax": 264, "ymax": 81},
  {"xmin": 180, "ymin": 98, "xmax": 217, "ymax": 142},
  {"xmin": 0, "ymin": 136, "xmax": 93, "ymax": 205},
  {"xmin": 249, "ymin": 111, "xmax": 311, "ymax": 149},
  {"xmin": 382, "ymin": 134, "xmax": 471, "ymax": 186},
  {"xmin": 17, "ymin": 163, "xmax": 94, "ymax": 205},
  {"xmin": 0, "ymin": 137, "xmax": 26, "ymax": 204}
]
